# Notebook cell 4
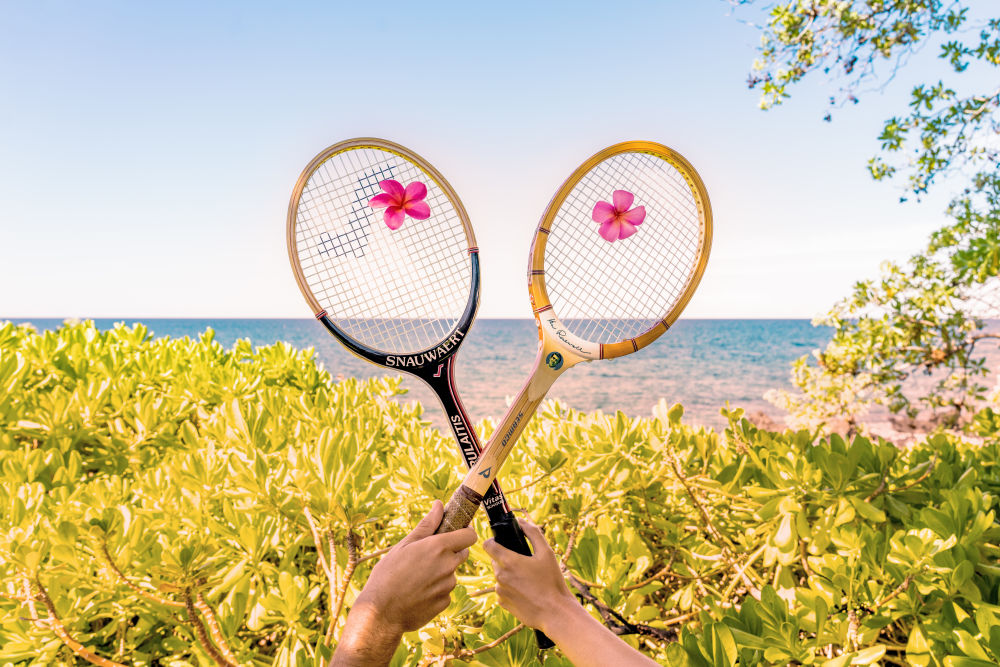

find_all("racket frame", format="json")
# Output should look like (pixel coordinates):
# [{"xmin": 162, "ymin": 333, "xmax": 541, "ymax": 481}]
[
  {"xmin": 287, "ymin": 137, "xmax": 516, "ymax": 515},
  {"xmin": 437, "ymin": 140, "xmax": 713, "ymax": 531},
  {"xmin": 287, "ymin": 138, "xmax": 553, "ymax": 648}
]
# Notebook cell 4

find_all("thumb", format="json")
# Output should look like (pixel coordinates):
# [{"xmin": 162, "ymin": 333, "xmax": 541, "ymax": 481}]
[
  {"xmin": 520, "ymin": 519, "xmax": 555, "ymax": 558},
  {"xmin": 400, "ymin": 500, "xmax": 443, "ymax": 545}
]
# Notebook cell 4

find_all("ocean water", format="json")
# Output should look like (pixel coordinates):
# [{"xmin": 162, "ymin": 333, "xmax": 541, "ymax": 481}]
[{"xmin": 7, "ymin": 318, "xmax": 829, "ymax": 430}]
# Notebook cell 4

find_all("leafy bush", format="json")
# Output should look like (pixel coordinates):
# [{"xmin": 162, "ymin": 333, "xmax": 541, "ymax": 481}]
[{"xmin": 2, "ymin": 321, "xmax": 1000, "ymax": 666}]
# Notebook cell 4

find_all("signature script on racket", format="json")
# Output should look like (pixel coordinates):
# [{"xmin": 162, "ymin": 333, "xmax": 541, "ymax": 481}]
[
  {"xmin": 544, "ymin": 318, "xmax": 588, "ymax": 354},
  {"xmin": 385, "ymin": 330, "xmax": 465, "ymax": 367}
]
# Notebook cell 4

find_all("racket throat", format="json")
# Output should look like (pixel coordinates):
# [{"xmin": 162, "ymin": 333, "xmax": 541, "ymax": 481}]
[
  {"xmin": 462, "ymin": 349, "xmax": 564, "ymax": 496},
  {"xmin": 416, "ymin": 355, "xmax": 513, "ymax": 516}
]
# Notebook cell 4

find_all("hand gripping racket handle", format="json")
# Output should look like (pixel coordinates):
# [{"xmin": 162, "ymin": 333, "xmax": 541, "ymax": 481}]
[
  {"xmin": 489, "ymin": 515, "xmax": 557, "ymax": 649},
  {"xmin": 436, "ymin": 486, "xmax": 555, "ymax": 649},
  {"xmin": 437, "ymin": 485, "xmax": 482, "ymax": 532}
]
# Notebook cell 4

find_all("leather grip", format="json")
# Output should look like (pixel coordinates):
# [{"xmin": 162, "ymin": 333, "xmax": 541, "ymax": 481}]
[{"xmin": 435, "ymin": 485, "xmax": 483, "ymax": 534}]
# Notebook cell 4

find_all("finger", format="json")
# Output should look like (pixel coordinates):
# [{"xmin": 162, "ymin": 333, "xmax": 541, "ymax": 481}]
[
  {"xmin": 493, "ymin": 583, "xmax": 512, "ymax": 609},
  {"xmin": 482, "ymin": 536, "xmax": 518, "ymax": 567},
  {"xmin": 433, "ymin": 525, "xmax": 477, "ymax": 553},
  {"xmin": 520, "ymin": 519, "xmax": 556, "ymax": 558},
  {"xmin": 482, "ymin": 538, "xmax": 500, "ymax": 558},
  {"xmin": 430, "ymin": 574, "xmax": 458, "ymax": 599},
  {"xmin": 399, "ymin": 500, "xmax": 444, "ymax": 545},
  {"xmin": 454, "ymin": 547, "xmax": 470, "ymax": 564}
]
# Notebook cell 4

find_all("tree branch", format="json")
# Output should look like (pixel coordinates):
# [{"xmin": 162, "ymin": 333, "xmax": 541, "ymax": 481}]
[
  {"xmin": 357, "ymin": 545, "xmax": 392, "ymax": 564},
  {"xmin": 183, "ymin": 588, "xmax": 238, "ymax": 667},
  {"xmin": 327, "ymin": 530, "xmax": 359, "ymax": 645},
  {"xmin": 194, "ymin": 590, "xmax": 242, "ymax": 666},
  {"xmin": 31, "ymin": 576, "xmax": 128, "ymax": 667},
  {"xmin": 567, "ymin": 574, "xmax": 677, "ymax": 641},
  {"xmin": 456, "ymin": 624, "xmax": 526, "ymax": 657},
  {"xmin": 98, "ymin": 541, "xmax": 184, "ymax": 609}
]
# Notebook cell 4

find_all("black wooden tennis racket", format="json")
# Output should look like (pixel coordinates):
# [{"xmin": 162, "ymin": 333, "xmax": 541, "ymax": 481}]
[{"xmin": 286, "ymin": 138, "xmax": 553, "ymax": 649}]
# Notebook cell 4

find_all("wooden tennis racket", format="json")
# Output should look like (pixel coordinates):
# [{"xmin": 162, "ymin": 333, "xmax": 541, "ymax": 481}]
[
  {"xmin": 435, "ymin": 140, "xmax": 713, "ymax": 532},
  {"xmin": 286, "ymin": 138, "xmax": 553, "ymax": 648}
]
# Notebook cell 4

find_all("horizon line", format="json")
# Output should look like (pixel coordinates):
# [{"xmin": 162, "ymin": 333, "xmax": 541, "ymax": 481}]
[{"xmin": 3, "ymin": 315, "xmax": 825, "ymax": 321}]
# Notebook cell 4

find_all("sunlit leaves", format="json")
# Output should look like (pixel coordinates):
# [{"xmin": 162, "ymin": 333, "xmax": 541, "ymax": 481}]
[{"xmin": 2, "ymin": 322, "xmax": 1000, "ymax": 664}]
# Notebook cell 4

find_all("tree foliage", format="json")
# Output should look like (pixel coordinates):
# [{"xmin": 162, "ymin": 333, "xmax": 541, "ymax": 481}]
[
  {"xmin": 767, "ymin": 174, "xmax": 1000, "ymax": 433},
  {"xmin": 736, "ymin": 1, "xmax": 1000, "ymax": 430},
  {"xmin": 741, "ymin": 0, "xmax": 999, "ymax": 193},
  {"xmin": 3, "ymin": 321, "xmax": 1000, "ymax": 665}
]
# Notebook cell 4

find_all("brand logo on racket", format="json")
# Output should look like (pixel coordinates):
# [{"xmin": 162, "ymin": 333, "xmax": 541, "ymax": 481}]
[
  {"xmin": 450, "ymin": 415, "xmax": 479, "ymax": 464},
  {"xmin": 498, "ymin": 412, "xmax": 524, "ymax": 449},
  {"xmin": 385, "ymin": 330, "xmax": 465, "ymax": 368},
  {"xmin": 545, "ymin": 351, "xmax": 564, "ymax": 370}
]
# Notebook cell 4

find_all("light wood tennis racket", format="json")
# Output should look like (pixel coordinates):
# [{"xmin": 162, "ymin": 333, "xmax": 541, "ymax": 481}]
[
  {"xmin": 436, "ymin": 140, "xmax": 713, "ymax": 532},
  {"xmin": 286, "ymin": 138, "xmax": 553, "ymax": 648}
]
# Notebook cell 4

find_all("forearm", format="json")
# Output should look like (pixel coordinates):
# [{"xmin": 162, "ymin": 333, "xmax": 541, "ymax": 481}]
[
  {"xmin": 330, "ymin": 600, "xmax": 403, "ymax": 667},
  {"xmin": 542, "ymin": 599, "xmax": 659, "ymax": 667}
]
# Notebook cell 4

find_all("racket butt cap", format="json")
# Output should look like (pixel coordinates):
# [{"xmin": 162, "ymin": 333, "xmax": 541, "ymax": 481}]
[{"xmin": 435, "ymin": 485, "xmax": 483, "ymax": 533}]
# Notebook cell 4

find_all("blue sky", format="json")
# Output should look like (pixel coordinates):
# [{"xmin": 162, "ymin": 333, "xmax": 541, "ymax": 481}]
[{"xmin": 0, "ymin": 1, "xmax": 980, "ymax": 318}]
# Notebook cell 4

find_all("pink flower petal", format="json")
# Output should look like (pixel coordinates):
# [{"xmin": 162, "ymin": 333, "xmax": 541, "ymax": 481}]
[
  {"xmin": 404, "ymin": 200, "xmax": 431, "ymax": 220},
  {"xmin": 598, "ymin": 219, "xmax": 620, "ymax": 242},
  {"xmin": 618, "ymin": 221, "xmax": 638, "ymax": 240},
  {"xmin": 593, "ymin": 200, "xmax": 616, "ymax": 224},
  {"xmin": 379, "ymin": 179, "xmax": 405, "ymax": 200},
  {"xmin": 384, "ymin": 207, "xmax": 406, "ymax": 230},
  {"xmin": 612, "ymin": 190, "xmax": 634, "ymax": 212},
  {"xmin": 622, "ymin": 205, "xmax": 646, "ymax": 226},
  {"xmin": 369, "ymin": 193, "xmax": 395, "ymax": 209},
  {"xmin": 404, "ymin": 181, "xmax": 427, "ymax": 202}
]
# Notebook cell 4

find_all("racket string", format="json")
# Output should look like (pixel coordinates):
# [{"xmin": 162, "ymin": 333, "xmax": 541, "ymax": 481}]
[
  {"xmin": 294, "ymin": 147, "xmax": 472, "ymax": 354},
  {"xmin": 543, "ymin": 151, "xmax": 706, "ymax": 344}
]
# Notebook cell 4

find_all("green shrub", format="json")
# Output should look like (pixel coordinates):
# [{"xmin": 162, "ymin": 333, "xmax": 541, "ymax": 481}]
[{"xmin": 1, "ymin": 321, "xmax": 999, "ymax": 666}]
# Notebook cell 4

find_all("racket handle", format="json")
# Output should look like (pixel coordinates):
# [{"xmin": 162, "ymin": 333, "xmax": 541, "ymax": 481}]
[
  {"xmin": 436, "ymin": 488, "xmax": 556, "ymax": 650},
  {"xmin": 489, "ymin": 515, "xmax": 557, "ymax": 650},
  {"xmin": 436, "ymin": 484, "xmax": 482, "ymax": 534}
]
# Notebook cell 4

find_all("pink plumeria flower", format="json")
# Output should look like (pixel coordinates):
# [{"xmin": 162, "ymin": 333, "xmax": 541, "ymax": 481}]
[
  {"xmin": 592, "ymin": 190, "xmax": 646, "ymax": 242},
  {"xmin": 368, "ymin": 179, "xmax": 431, "ymax": 230}
]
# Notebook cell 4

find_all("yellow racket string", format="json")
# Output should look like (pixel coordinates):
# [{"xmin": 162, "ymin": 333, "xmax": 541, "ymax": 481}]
[
  {"xmin": 543, "ymin": 151, "xmax": 706, "ymax": 344},
  {"xmin": 292, "ymin": 147, "xmax": 472, "ymax": 354}
]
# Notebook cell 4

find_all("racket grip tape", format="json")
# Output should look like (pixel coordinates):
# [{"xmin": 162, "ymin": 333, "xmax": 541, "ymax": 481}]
[
  {"xmin": 489, "ymin": 516, "xmax": 557, "ymax": 650},
  {"xmin": 435, "ymin": 485, "xmax": 482, "ymax": 534}
]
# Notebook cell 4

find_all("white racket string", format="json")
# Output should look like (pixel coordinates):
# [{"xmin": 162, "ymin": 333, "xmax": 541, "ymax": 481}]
[
  {"xmin": 293, "ymin": 148, "xmax": 472, "ymax": 354},
  {"xmin": 543, "ymin": 151, "xmax": 705, "ymax": 344}
]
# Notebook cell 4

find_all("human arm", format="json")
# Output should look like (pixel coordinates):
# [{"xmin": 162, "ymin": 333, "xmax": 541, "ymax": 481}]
[
  {"xmin": 331, "ymin": 500, "xmax": 477, "ymax": 666},
  {"xmin": 483, "ymin": 519, "xmax": 658, "ymax": 667}
]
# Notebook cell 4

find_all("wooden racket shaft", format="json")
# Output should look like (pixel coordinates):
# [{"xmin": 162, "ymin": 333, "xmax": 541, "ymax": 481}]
[{"xmin": 438, "ymin": 342, "xmax": 566, "ymax": 531}]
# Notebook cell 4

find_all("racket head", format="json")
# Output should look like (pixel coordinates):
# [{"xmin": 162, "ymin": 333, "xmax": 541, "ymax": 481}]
[
  {"xmin": 528, "ymin": 141, "xmax": 712, "ymax": 362},
  {"xmin": 287, "ymin": 138, "xmax": 478, "ymax": 357}
]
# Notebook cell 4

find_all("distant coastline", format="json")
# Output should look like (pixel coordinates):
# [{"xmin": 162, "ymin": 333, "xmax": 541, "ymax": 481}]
[{"xmin": 4, "ymin": 318, "xmax": 833, "ymax": 431}]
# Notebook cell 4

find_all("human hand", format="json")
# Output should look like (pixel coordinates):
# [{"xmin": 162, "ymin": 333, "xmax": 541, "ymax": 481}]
[
  {"xmin": 483, "ymin": 517, "xmax": 576, "ymax": 634},
  {"xmin": 353, "ymin": 500, "xmax": 477, "ymax": 633}
]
